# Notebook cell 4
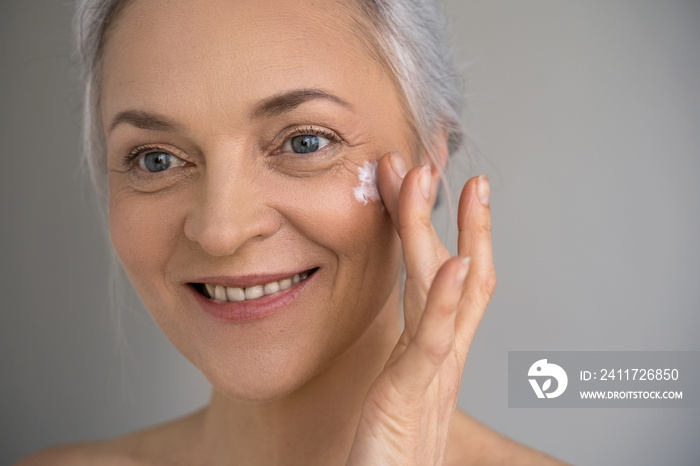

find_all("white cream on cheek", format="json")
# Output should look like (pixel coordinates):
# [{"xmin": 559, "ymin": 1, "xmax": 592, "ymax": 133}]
[{"xmin": 353, "ymin": 160, "xmax": 380, "ymax": 205}]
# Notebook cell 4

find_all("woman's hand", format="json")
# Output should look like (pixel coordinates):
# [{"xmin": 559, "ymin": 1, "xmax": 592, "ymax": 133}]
[{"xmin": 346, "ymin": 151, "xmax": 496, "ymax": 465}]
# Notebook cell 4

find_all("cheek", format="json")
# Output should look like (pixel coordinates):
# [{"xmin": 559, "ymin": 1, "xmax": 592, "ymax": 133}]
[
  {"xmin": 263, "ymin": 162, "xmax": 401, "ymax": 370},
  {"xmin": 108, "ymin": 188, "xmax": 184, "ymax": 296},
  {"xmin": 274, "ymin": 161, "xmax": 390, "ymax": 248},
  {"xmin": 270, "ymin": 160, "xmax": 400, "ymax": 297}
]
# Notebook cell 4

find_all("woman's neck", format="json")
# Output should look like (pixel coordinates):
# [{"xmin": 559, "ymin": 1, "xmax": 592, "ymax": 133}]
[{"xmin": 195, "ymin": 282, "xmax": 403, "ymax": 465}]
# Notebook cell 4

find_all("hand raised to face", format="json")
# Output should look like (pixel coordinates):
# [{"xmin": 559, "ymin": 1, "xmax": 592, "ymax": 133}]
[{"xmin": 348, "ymin": 151, "xmax": 496, "ymax": 465}]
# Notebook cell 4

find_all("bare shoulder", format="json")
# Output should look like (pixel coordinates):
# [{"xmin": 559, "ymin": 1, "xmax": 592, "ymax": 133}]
[
  {"xmin": 15, "ymin": 410, "xmax": 204, "ymax": 466},
  {"xmin": 14, "ymin": 440, "xmax": 144, "ymax": 466},
  {"xmin": 447, "ymin": 409, "xmax": 570, "ymax": 466}
]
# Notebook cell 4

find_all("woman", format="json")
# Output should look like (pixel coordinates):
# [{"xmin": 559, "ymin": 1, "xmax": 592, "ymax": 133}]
[{"xmin": 21, "ymin": 0, "xmax": 565, "ymax": 464}]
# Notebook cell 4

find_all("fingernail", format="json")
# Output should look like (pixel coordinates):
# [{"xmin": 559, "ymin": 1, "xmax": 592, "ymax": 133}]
[
  {"xmin": 389, "ymin": 151, "xmax": 407, "ymax": 179},
  {"xmin": 477, "ymin": 174, "xmax": 490, "ymax": 206},
  {"xmin": 419, "ymin": 165, "xmax": 432, "ymax": 200},
  {"xmin": 456, "ymin": 256, "xmax": 471, "ymax": 285}
]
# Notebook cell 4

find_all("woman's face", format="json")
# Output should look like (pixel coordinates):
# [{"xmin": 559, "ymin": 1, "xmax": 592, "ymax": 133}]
[{"xmin": 102, "ymin": 0, "xmax": 412, "ymax": 400}]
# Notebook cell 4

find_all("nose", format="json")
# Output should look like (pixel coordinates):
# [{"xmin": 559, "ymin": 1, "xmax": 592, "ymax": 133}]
[{"xmin": 183, "ymin": 157, "xmax": 281, "ymax": 257}]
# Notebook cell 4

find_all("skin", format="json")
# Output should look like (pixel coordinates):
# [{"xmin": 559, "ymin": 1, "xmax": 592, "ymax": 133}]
[{"xmin": 19, "ymin": 0, "xmax": 567, "ymax": 464}]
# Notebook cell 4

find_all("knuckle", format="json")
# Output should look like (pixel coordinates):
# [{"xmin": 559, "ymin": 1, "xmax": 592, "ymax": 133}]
[
  {"xmin": 421, "ymin": 261, "xmax": 442, "ymax": 284},
  {"xmin": 404, "ymin": 263, "xmax": 440, "ymax": 290},
  {"xmin": 413, "ymin": 214, "xmax": 434, "ymax": 232},
  {"xmin": 477, "ymin": 267, "xmax": 497, "ymax": 302},
  {"xmin": 475, "ymin": 217, "xmax": 492, "ymax": 236},
  {"xmin": 398, "ymin": 215, "xmax": 433, "ymax": 242},
  {"xmin": 423, "ymin": 339, "xmax": 452, "ymax": 365}
]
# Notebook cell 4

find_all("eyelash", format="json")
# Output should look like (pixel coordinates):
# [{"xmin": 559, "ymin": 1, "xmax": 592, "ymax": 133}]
[
  {"xmin": 121, "ymin": 126, "xmax": 341, "ymax": 169},
  {"xmin": 122, "ymin": 143, "xmax": 164, "ymax": 168},
  {"xmin": 274, "ymin": 126, "xmax": 340, "ymax": 155},
  {"xmin": 287, "ymin": 126, "xmax": 337, "ymax": 143}
]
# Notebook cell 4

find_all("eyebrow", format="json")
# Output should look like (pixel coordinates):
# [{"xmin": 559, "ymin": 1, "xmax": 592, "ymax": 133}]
[
  {"xmin": 108, "ymin": 110, "xmax": 182, "ymax": 136},
  {"xmin": 248, "ymin": 88, "xmax": 352, "ymax": 120},
  {"xmin": 108, "ymin": 88, "xmax": 352, "ymax": 136}
]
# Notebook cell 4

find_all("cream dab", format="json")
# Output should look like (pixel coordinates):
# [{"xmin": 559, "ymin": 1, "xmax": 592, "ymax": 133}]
[{"xmin": 353, "ymin": 160, "xmax": 380, "ymax": 205}]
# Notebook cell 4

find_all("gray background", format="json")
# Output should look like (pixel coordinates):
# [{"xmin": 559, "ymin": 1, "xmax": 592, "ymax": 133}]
[{"xmin": 1, "ymin": 1, "xmax": 698, "ymax": 465}]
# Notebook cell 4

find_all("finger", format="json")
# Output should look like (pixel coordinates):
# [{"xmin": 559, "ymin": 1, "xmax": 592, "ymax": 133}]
[
  {"xmin": 399, "ymin": 164, "xmax": 439, "ymax": 276},
  {"xmin": 377, "ymin": 152, "xmax": 447, "ymax": 264},
  {"xmin": 399, "ymin": 164, "xmax": 447, "ymax": 330},
  {"xmin": 386, "ymin": 256, "xmax": 470, "ymax": 398},
  {"xmin": 455, "ymin": 175, "xmax": 496, "ymax": 360},
  {"xmin": 376, "ymin": 151, "xmax": 406, "ymax": 233},
  {"xmin": 377, "ymin": 155, "xmax": 442, "ymax": 264},
  {"xmin": 377, "ymin": 151, "xmax": 450, "ymax": 332}
]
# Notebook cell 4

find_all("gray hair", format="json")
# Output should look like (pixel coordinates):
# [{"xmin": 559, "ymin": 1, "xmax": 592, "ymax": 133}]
[{"xmin": 74, "ymin": 0, "xmax": 464, "ymax": 204}]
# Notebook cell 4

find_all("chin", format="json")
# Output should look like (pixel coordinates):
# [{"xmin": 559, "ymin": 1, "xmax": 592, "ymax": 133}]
[
  {"xmin": 202, "ymin": 353, "xmax": 332, "ymax": 403},
  {"xmin": 194, "ymin": 307, "xmax": 382, "ymax": 404}
]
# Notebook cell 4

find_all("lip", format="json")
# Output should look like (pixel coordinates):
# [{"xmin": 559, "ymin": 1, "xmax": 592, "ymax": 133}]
[{"xmin": 188, "ymin": 268, "xmax": 318, "ymax": 323}]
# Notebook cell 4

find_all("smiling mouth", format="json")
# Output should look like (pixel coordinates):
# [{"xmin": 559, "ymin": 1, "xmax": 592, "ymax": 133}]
[{"xmin": 191, "ymin": 268, "xmax": 318, "ymax": 303}]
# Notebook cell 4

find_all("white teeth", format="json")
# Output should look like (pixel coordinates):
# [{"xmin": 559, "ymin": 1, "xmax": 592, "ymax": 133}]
[
  {"xmin": 226, "ymin": 286, "xmax": 245, "ymax": 302},
  {"xmin": 278, "ymin": 278, "xmax": 292, "ymax": 290},
  {"xmin": 245, "ymin": 285, "xmax": 264, "ymax": 300},
  {"xmin": 214, "ymin": 285, "xmax": 227, "ymax": 301},
  {"xmin": 264, "ymin": 281, "xmax": 280, "ymax": 294},
  {"xmin": 204, "ymin": 271, "xmax": 312, "ymax": 302}
]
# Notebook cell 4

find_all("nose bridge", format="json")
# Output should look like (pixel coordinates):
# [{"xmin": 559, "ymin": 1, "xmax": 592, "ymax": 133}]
[{"xmin": 184, "ymin": 148, "xmax": 278, "ymax": 257}]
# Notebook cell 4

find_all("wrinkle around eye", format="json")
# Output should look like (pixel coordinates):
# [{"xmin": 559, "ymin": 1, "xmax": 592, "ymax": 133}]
[
  {"xmin": 265, "ymin": 139, "xmax": 381, "ymax": 181},
  {"xmin": 113, "ymin": 160, "xmax": 200, "ymax": 195}
]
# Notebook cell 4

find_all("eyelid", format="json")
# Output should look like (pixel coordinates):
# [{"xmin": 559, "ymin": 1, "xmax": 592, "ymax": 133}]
[
  {"xmin": 123, "ymin": 143, "xmax": 189, "ymax": 170},
  {"xmin": 272, "ymin": 125, "xmax": 342, "ymax": 155}
]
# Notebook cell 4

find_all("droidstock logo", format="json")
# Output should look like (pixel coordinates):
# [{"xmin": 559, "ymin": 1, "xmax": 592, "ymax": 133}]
[{"xmin": 528, "ymin": 359, "xmax": 568, "ymax": 399}]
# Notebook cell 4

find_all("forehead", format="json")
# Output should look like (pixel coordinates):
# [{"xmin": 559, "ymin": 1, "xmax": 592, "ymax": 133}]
[{"xmin": 100, "ymin": 0, "xmax": 392, "ymax": 127}]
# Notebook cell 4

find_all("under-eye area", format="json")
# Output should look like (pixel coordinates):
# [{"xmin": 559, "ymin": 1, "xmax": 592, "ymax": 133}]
[
  {"xmin": 191, "ymin": 267, "xmax": 319, "ymax": 302},
  {"xmin": 264, "ymin": 126, "xmax": 348, "ymax": 177}
]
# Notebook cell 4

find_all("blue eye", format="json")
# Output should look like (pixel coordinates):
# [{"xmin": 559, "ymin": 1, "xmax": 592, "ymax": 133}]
[
  {"xmin": 292, "ymin": 135, "xmax": 319, "ymax": 153},
  {"xmin": 137, "ymin": 151, "xmax": 187, "ymax": 172},
  {"xmin": 141, "ymin": 152, "xmax": 170, "ymax": 172},
  {"xmin": 283, "ymin": 134, "xmax": 331, "ymax": 154}
]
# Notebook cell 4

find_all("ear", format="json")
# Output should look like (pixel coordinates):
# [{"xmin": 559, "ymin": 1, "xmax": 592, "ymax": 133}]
[{"xmin": 426, "ymin": 128, "xmax": 449, "ymax": 207}]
